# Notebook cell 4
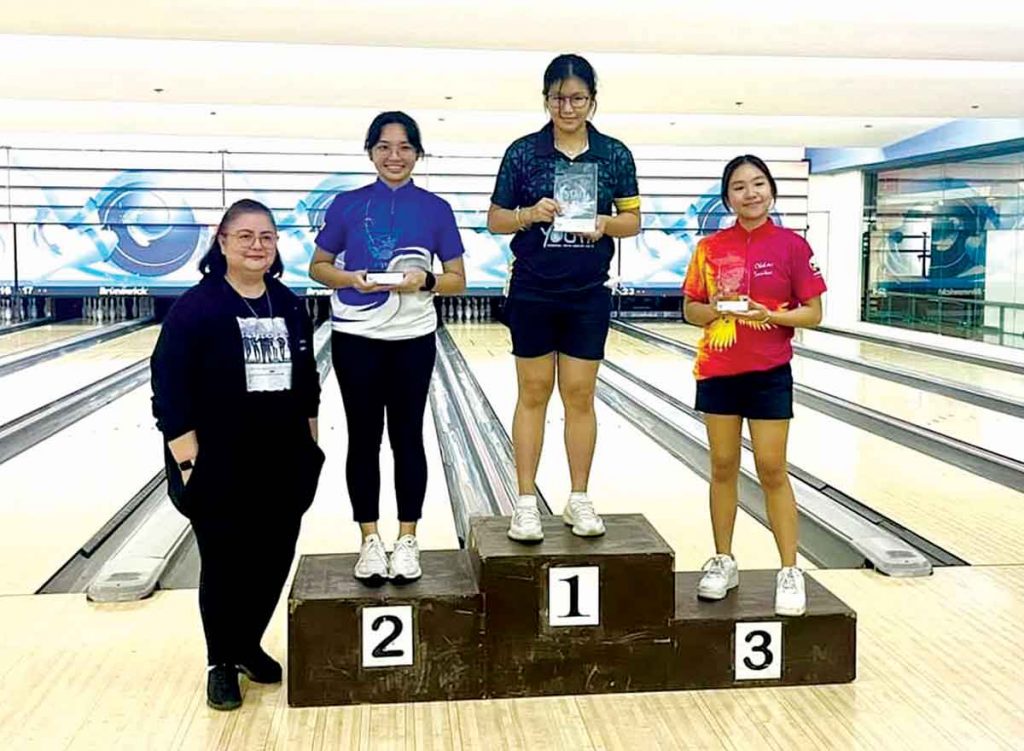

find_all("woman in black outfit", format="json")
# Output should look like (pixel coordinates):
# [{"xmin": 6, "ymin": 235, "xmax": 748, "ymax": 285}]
[{"xmin": 151, "ymin": 199, "xmax": 324, "ymax": 711}]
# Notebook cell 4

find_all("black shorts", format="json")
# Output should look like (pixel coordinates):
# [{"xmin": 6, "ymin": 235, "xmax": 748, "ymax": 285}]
[
  {"xmin": 505, "ymin": 290, "xmax": 611, "ymax": 361},
  {"xmin": 695, "ymin": 363, "xmax": 794, "ymax": 420}
]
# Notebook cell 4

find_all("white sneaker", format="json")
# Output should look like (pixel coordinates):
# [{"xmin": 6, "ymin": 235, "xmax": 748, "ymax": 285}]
[
  {"xmin": 508, "ymin": 504, "xmax": 544, "ymax": 543},
  {"xmin": 389, "ymin": 535, "xmax": 422, "ymax": 583},
  {"xmin": 353, "ymin": 533, "xmax": 389, "ymax": 586},
  {"xmin": 563, "ymin": 494, "xmax": 606, "ymax": 537},
  {"xmin": 697, "ymin": 554, "xmax": 739, "ymax": 600},
  {"xmin": 775, "ymin": 567, "xmax": 806, "ymax": 616}
]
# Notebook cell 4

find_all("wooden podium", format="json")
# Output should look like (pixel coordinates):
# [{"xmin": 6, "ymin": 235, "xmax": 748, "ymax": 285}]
[{"xmin": 288, "ymin": 514, "xmax": 856, "ymax": 706}]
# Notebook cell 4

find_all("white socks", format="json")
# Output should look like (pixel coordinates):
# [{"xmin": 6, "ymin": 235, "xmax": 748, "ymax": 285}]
[{"xmin": 517, "ymin": 494, "xmax": 538, "ymax": 509}]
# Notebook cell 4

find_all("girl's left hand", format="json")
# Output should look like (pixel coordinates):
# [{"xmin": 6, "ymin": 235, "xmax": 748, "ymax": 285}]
[
  {"xmin": 731, "ymin": 298, "xmax": 772, "ymax": 323},
  {"xmin": 395, "ymin": 270, "xmax": 428, "ymax": 293},
  {"xmin": 579, "ymin": 215, "xmax": 610, "ymax": 243}
]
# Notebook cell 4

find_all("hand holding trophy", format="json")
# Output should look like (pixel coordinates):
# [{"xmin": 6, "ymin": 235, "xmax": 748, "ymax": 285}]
[{"xmin": 714, "ymin": 255, "xmax": 749, "ymax": 313}]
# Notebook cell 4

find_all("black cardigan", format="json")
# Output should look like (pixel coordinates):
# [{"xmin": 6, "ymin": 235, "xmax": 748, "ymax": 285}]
[{"xmin": 151, "ymin": 274, "xmax": 321, "ymax": 505}]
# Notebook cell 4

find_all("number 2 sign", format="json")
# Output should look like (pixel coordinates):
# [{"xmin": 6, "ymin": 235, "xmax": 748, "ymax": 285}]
[{"xmin": 362, "ymin": 605, "xmax": 414, "ymax": 668}]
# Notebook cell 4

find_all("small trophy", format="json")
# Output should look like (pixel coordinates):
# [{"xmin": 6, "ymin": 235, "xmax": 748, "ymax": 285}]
[
  {"xmin": 714, "ymin": 255, "xmax": 749, "ymax": 313},
  {"xmin": 553, "ymin": 162, "xmax": 598, "ymax": 233}
]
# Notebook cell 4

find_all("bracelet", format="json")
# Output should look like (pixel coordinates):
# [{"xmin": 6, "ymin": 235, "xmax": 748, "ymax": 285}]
[{"xmin": 514, "ymin": 207, "xmax": 523, "ymax": 231}]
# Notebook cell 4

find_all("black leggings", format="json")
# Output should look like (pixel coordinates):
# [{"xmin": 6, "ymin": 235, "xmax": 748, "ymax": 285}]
[
  {"xmin": 332, "ymin": 331, "xmax": 436, "ymax": 523},
  {"xmin": 191, "ymin": 506, "xmax": 301, "ymax": 666}
]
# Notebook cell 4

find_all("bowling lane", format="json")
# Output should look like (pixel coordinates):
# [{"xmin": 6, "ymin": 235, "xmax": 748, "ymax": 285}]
[
  {"xmin": 0, "ymin": 386, "xmax": 163, "ymax": 595},
  {"xmin": 447, "ymin": 323, "xmax": 812, "ymax": 572},
  {"xmin": 297, "ymin": 374, "xmax": 459, "ymax": 556},
  {"xmin": 607, "ymin": 329, "xmax": 1024, "ymax": 565},
  {"xmin": 0, "ymin": 320, "xmax": 104, "ymax": 358},
  {"xmin": 0, "ymin": 326, "xmax": 160, "ymax": 425},
  {"xmin": 797, "ymin": 327, "xmax": 1024, "ymax": 402},
  {"xmin": 644, "ymin": 322, "xmax": 1024, "ymax": 463}
]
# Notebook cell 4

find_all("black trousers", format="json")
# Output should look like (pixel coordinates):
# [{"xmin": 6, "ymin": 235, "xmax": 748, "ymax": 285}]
[
  {"xmin": 331, "ymin": 331, "xmax": 436, "ymax": 523},
  {"xmin": 191, "ymin": 501, "xmax": 301, "ymax": 666}
]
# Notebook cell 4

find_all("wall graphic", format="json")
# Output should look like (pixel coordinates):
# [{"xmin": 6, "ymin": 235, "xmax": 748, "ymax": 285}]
[{"xmin": 3, "ymin": 147, "xmax": 808, "ymax": 296}]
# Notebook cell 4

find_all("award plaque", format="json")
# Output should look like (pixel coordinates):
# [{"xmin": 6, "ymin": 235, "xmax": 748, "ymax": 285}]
[
  {"xmin": 714, "ymin": 254, "xmax": 749, "ymax": 312},
  {"xmin": 553, "ymin": 162, "xmax": 598, "ymax": 233}
]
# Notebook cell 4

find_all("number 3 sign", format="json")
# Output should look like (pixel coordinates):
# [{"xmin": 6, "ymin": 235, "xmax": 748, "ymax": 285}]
[
  {"xmin": 362, "ymin": 605, "xmax": 414, "ymax": 668},
  {"xmin": 734, "ymin": 622, "xmax": 782, "ymax": 680}
]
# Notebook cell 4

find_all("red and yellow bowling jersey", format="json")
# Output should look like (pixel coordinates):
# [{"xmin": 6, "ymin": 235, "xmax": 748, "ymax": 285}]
[{"xmin": 682, "ymin": 219, "xmax": 826, "ymax": 380}]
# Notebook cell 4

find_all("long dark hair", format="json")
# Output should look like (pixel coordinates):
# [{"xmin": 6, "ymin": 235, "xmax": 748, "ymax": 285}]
[
  {"xmin": 198, "ymin": 199, "xmax": 283, "ymax": 278},
  {"xmin": 720, "ymin": 155, "xmax": 778, "ymax": 211}
]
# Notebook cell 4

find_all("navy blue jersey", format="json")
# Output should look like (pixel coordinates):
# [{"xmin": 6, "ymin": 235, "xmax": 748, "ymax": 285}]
[{"xmin": 491, "ymin": 122, "xmax": 640, "ymax": 300}]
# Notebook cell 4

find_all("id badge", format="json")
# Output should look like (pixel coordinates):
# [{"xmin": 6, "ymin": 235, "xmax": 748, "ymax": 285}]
[{"xmin": 245, "ymin": 362, "xmax": 292, "ymax": 392}]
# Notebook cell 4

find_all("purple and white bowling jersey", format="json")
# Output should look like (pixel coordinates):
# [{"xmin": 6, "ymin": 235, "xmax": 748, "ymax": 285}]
[{"xmin": 315, "ymin": 178, "xmax": 465, "ymax": 340}]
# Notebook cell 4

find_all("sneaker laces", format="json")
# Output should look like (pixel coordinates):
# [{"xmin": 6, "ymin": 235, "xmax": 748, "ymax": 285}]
[
  {"xmin": 393, "ymin": 536, "xmax": 419, "ymax": 564},
  {"xmin": 701, "ymin": 555, "xmax": 730, "ymax": 578},
  {"xmin": 570, "ymin": 498, "xmax": 599, "ymax": 524},
  {"xmin": 361, "ymin": 536, "xmax": 388, "ymax": 567},
  {"xmin": 779, "ymin": 567, "xmax": 802, "ymax": 594},
  {"xmin": 514, "ymin": 505, "xmax": 541, "ymax": 526}
]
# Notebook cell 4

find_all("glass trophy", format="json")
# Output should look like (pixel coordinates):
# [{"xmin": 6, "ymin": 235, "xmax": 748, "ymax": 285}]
[
  {"xmin": 714, "ymin": 254, "xmax": 749, "ymax": 312},
  {"xmin": 553, "ymin": 162, "xmax": 598, "ymax": 233}
]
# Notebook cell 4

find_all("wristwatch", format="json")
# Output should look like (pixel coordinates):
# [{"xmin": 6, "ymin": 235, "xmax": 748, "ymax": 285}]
[{"xmin": 420, "ymin": 270, "xmax": 437, "ymax": 292}]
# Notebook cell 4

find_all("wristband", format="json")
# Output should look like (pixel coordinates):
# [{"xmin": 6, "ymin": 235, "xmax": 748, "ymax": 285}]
[{"xmin": 420, "ymin": 270, "xmax": 437, "ymax": 292}]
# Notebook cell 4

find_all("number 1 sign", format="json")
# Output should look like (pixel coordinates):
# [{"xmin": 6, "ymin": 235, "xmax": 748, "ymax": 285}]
[{"xmin": 548, "ymin": 566, "xmax": 600, "ymax": 627}]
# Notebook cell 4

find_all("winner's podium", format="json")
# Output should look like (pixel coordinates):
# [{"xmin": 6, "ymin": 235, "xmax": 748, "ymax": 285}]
[{"xmin": 288, "ymin": 514, "xmax": 856, "ymax": 706}]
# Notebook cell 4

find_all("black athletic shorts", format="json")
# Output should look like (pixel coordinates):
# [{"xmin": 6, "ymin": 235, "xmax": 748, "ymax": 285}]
[
  {"xmin": 695, "ymin": 363, "xmax": 794, "ymax": 420},
  {"xmin": 505, "ymin": 289, "xmax": 611, "ymax": 361}
]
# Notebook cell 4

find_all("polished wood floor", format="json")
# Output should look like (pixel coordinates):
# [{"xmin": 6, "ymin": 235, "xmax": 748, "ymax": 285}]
[{"xmin": 2, "ymin": 322, "xmax": 1023, "ymax": 749}]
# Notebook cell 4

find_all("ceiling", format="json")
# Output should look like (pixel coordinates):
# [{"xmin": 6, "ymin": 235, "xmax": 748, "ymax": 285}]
[{"xmin": 1, "ymin": 1, "xmax": 1023, "ymax": 149}]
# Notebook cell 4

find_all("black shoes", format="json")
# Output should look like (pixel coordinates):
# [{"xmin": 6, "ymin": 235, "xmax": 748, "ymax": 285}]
[
  {"xmin": 206, "ymin": 664, "xmax": 242, "ymax": 711},
  {"xmin": 237, "ymin": 649, "xmax": 283, "ymax": 684},
  {"xmin": 206, "ymin": 650, "xmax": 281, "ymax": 710}
]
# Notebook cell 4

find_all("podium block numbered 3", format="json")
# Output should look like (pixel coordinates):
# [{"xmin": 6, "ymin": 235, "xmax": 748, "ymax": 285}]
[{"xmin": 288, "ymin": 514, "xmax": 856, "ymax": 706}]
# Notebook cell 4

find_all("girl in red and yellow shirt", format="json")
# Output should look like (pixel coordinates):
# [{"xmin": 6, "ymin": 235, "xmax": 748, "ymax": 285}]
[{"xmin": 682, "ymin": 154, "xmax": 826, "ymax": 617}]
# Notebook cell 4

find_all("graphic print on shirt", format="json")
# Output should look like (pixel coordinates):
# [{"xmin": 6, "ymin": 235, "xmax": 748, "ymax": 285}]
[
  {"xmin": 237, "ymin": 316, "xmax": 292, "ymax": 392},
  {"xmin": 332, "ymin": 246, "xmax": 432, "ymax": 336},
  {"xmin": 696, "ymin": 247, "xmax": 779, "ymax": 352}
]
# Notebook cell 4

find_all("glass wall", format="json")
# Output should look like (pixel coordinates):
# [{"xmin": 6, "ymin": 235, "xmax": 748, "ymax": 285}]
[{"xmin": 862, "ymin": 150, "xmax": 1024, "ymax": 349}]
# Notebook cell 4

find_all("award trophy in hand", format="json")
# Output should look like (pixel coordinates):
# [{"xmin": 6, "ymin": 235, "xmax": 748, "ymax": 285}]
[
  {"xmin": 714, "ymin": 256, "xmax": 749, "ymax": 313},
  {"xmin": 553, "ymin": 162, "xmax": 598, "ymax": 233}
]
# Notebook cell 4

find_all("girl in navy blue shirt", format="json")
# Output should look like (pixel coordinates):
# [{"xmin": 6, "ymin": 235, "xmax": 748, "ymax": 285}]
[{"xmin": 487, "ymin": 54, "xmax": 641, "ymax": 544}]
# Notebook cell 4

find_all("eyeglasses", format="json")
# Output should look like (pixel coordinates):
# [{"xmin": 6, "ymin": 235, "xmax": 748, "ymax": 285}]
[
  {"xmin": 223, "ymin": 231, "xmax": 278, "ymax": 247},
  {"xmin": 545, "ymin": 94, "xmax": 592, "ymax": 110},
  {"xmin": 372, "ymin": 143, "xmax": 417, "ymax": 157}
]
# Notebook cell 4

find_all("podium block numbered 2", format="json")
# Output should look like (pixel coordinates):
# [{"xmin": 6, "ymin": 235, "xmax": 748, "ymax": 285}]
[
  {"xmin": 288, "ymin": 551, "xmax": 483, "ymax": 706},
  {"xmin": 288, "ymin": 515, "xmax": 857, "ymax": 706}
]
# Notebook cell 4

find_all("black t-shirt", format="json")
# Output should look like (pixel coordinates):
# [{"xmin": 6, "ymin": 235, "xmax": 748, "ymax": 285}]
[{"xmin": 491, "ymin": 121, "xmax": 640, "ymax": 300}]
